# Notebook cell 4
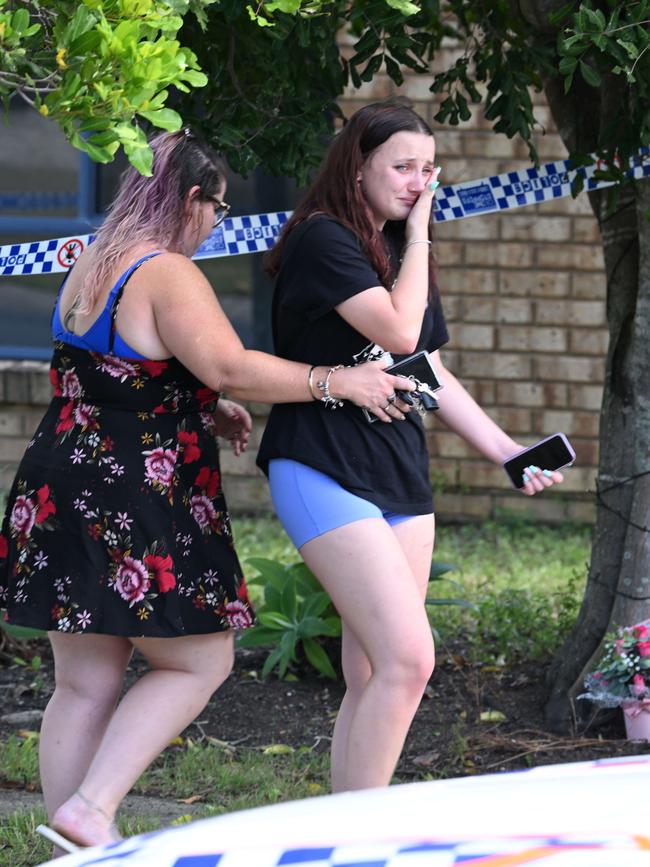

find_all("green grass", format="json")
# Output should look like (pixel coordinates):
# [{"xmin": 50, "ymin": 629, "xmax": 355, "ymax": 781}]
[
  {"xmin": 0, "ymin": 737, "xmax": 329, "ymax": 867},
  {"xmin": 135, "ymin": 741, "xmax": 329, "ymax": 806},
  {"xmin": 0, "ymin": 809, "xmax": 50, "ymax": 867}
]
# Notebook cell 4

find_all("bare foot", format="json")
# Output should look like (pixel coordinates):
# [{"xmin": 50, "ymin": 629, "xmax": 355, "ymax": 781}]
[{"xmin": 50, "ymin": 790, "xmax": 120, "ymax": 848}]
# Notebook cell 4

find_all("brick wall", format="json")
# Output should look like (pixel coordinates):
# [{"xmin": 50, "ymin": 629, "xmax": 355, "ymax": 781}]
[{"xmin": 0, "ymin": 50, "xmax": 606, "ymax": 523}]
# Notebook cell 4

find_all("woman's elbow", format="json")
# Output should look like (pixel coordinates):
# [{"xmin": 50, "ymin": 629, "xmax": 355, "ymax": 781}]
[{"xmin": 382, "ymin": 331, "xmax": 420, "ymax": 355}]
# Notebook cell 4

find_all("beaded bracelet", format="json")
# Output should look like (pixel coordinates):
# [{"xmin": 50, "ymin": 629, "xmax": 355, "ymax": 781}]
[{"xmin": 316, "ymin": 364, "xmax": 344, "ymax": 409}]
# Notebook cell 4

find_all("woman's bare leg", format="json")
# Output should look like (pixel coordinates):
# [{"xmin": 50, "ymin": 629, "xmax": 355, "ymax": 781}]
[
  {"xmin": 40, "ymin": 634, "xmax": 133, "ymax": 823},
  {"xmin": 328, "ymin": 514, "xmax": 435, "ymax": 790},
  {"xmin": 49, "ymin": 630, "xmax": 234, "ymax": 845},
  {"xmin": 300, "ymin": 515, "xmax": 436, "ymax": 791}
]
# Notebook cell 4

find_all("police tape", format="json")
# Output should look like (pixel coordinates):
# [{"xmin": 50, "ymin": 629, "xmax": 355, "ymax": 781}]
[{"xmin": 2, "ymin": 149, "xmax": 649, "ymax": 278}]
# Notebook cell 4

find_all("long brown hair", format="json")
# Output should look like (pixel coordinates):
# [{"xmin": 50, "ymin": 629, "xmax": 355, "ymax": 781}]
[{"xmin": 266, "ymin": 99, "xmax": 436, "ymax": 289}]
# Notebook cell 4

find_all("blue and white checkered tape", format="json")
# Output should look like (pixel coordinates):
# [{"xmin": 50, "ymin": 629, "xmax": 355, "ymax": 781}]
[
  {"xmin": 3, "ymin": 150, "xmax": 649, "ymax": 278},
  {"xmin": 62, "ymin": 832, "xmax": 650, "ymax": 867}
]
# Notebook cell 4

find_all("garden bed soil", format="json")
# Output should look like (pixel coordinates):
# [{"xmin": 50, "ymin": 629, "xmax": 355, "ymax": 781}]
[{"xmin": 1, "ymin": 636, "xmax": 648, "ymax": 789}]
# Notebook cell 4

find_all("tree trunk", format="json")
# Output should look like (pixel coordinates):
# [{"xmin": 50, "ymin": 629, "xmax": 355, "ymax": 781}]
[{"xmin": 541, "ymin": 74, "xmax": 650, "ymax": 732}]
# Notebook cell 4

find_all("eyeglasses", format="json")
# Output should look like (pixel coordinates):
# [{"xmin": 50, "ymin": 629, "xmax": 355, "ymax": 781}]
[{"xmin": 210, "ymin": 198, "xmax": 230, "ymax": 229}]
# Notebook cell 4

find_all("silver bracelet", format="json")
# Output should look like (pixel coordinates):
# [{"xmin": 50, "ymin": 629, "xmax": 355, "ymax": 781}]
[
  {"xmin": 316, "ymin": 364, "xmax": 344, "ymax": 409},
  {"xmin": 403, "ymin": 239, "xmax": 432, "ymax": 251}
]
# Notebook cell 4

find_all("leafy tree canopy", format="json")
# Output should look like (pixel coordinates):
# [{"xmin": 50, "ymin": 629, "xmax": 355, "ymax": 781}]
[{"xmin": 1, "ymin": 0, "xmax": 648, "ymax": 183}]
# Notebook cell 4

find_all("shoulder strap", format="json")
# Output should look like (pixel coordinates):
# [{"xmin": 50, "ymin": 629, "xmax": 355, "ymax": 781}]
[
  {"xmin": 108, "ymin": 252, "xmax": 162, "ymax": 353},
  {"xmin": 51, "ymin": 267, "xmax": 75, "ymax": 335}
]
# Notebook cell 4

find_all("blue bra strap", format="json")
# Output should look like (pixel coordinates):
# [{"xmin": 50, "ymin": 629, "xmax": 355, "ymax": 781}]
[{"xmin": 108, "ymin": 252, "xmax": 162, "ymax": 353}]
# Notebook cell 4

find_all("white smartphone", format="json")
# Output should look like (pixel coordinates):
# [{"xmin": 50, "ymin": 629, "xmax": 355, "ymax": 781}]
[{"xmin": 502, "ymin": 433, "xmax": 576, "ymax": 489}]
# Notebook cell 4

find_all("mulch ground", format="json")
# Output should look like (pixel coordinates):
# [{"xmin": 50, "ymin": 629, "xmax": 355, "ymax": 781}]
[{"xmin": 2, "ymin": 635, "xmax": 648, "ymax": 791}]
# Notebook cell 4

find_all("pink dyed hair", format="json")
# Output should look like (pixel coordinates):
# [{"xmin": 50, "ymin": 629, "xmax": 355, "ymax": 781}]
[{"xmin": 80, "ymin": 130, "xmax": 226, "ymax": 313}]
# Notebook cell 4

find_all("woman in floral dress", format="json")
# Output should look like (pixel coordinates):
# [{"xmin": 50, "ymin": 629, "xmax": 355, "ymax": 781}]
[{"xmin": 0, "ymin": 129, "xmax": 413, "ymax": 853}]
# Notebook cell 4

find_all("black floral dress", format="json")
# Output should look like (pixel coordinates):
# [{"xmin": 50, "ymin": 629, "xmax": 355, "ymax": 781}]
[{"xmin": 0, "ymin": 342, "xmax": 254, "ymax": 637}]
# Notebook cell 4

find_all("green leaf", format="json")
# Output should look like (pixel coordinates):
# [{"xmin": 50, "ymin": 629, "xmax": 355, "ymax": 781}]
[
  {"xmin": 123, "ymin": 140, "xmax": 154, "ymax": 176},
  {"xmin": 139, "ymin": 107, "xmax": 183, "ymax": 131},
  {"xmin": 425, "ymin": 597, "xmax": 479, "ymax": 611},
  {"xmin": 79, "ymin": 137, "xmax": 117, "ymax": 163},
  {"xmin": 558, "ymin": 56, "xmax": 578, "ymax": 75},
  {"xmin": 297, "ymin": 616, "xmax": 334, "ymax": 639},
  {"xmin": 263, "ymin": 584, "xmax": 283, "ymax": 611},
  {"xmin": 247, "ymin": 558, "xmax": 290, "ymax": 588},
  {"xmin": 301, "ymin": 592, "xmax": 333, "ymax": 619},
  {"xmin": 257, "ymin": 612, "xmax": 293, "ymax": 630},
  {"xmin": 0, "ymin": 620, "xmax": 44, "ymax": 639},
  {"xmin": 583, "ymin": 6, "xmax": 606, "ymax": 32},
  {"xmin": 361, "ymin": 53, "xmax": 383, "ymax": 82},
  {"xmin": 261, "ymin": 644, "xmax": 286, "ymax": 677},
  {"xmin": 11, "ymin": 8, "xmax": 30, "ymax": 34},
  {"xmin": 279, "ymin": 576, "xmax": 297, "ymax": 622},
  {"xmin": 385, "ymin": 55, "xmax": 404, "ymax": 86},
  {"xmin": 87, "ymin": 129, "xmax": 119, "ymax": 148},
  {"xmin": 429, "ymin": 561, "xmax": 457, "ymax": 580},
  {"xmin": 303, "ymin": 637, "xmax": 337, "ymax": 679},
  {"xmin": 237, "ymin": 626, "xmax": 279, "ymax": 648},
  {"xmin": 580, "ymin": 60, "xmax": 601, "ymax": 87},
  {"xmin": 262, "ymin": 743, "xmax": 294, "ymax": 754},
  {"xmin": 383, "ymin": 0, "xmax": 419, "ymax": 15},
  {"xmin": 69, "ymin": 30, "xmax": 102, "ymax": 56},
  {"xmin": 479, "ymin": 710, "xmax": 506, "ymax": 723}
]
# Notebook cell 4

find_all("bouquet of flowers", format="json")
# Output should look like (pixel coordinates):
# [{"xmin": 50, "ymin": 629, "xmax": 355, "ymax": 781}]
[{"xmin": 579, "ymin": 618, "xmax": 650, "ymax": 708}]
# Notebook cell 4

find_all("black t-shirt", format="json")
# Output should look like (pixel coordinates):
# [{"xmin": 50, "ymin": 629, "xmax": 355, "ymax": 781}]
[{"xmin": 256, "ymin": 216, "xmax": 449, "ymax": 514}]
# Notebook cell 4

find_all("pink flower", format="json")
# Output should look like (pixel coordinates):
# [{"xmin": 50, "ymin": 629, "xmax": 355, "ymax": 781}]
[
  {"xmin": 632, "ymin": 674, "xmax": 647, "ymax": 697},
  {"xmin": 636, "ymin": 624, "xmax": 649, "ymax": 640},
  {"xmin": 614, "ymin": 638, "xmax": 625, "ymax": 655},
  {"xmin": 61, "ymin": 369, "xmax": 82, "ymax": 398},
  {"xmin": 190, "ymin": 494, "xmax": 217, "ymax": 529},
  {"xmin": 224, "ymin": 599, "xmax": 253, "ymax": 629},
  {"xmin": 98, "ymin": 356, "xmax": 137, "ymax": 380},
  {"xmin": 74, "ymin": 402, "xmax": 96, "ymax": 427},
  {"xmin": 143, "ymin": 447, "xmax": 177, "ymax": 489},
  {"xmin": 115, "ymin": 556, "xmax": 150, "ymax": 604},
  {"xmin": 638, "ymin": 641, "xmax": 650, "ymax": 658},
  {"xmin": 10, "ymin": 495, "xmax": 37, "ymax": 536}
]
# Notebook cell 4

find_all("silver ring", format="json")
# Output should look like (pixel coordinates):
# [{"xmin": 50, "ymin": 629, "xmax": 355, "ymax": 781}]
[
  {"xmin": 387, "ymin": 393, "xmax": 397, "ymax": 404},
  {"xmin": 383, "ymin": 403, "xmax": 392, "ymax": 411}
]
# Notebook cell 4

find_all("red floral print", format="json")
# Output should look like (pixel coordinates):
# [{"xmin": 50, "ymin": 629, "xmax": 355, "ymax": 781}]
[
  {"xmin": 144, "ymin": 553, "xmax": 176, "ymax": 593},
  {"xmin": 178, "ymin": 430, "xmax": 201, "ymax": 464},
  {"xmin": 140, "ymin": 360, "xmax": 168, "ymax": 377},
  {"xmin": 55, "ymin": 401, "xmax": 75, "ymax": 434},
  {"xmin": 35, "ymin": 485, "xmax": 56, "ymax": 525},
  {"xmin": 195, "ymin": 466, "xmax": 220, "ymax": 498}
]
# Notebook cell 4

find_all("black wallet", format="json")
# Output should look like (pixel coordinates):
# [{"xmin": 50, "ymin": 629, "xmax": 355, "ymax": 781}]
[{"xmin": 364, "ymin": 351, "xmax": 443, "ymax": 423}]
